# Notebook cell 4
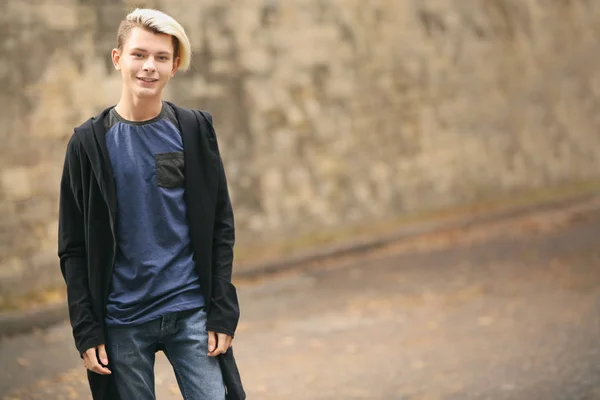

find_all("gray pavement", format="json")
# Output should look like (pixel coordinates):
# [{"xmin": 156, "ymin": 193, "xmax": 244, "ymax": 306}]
[{"xmin": 1, "ymin": 198, "xmax": 600, "ymax": 399}]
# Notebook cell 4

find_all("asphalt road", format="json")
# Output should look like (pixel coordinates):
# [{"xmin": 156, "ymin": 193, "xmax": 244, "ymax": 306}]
[{"xmin": 1, "ymin": 198, "xmax": 600, "ymax": 400}]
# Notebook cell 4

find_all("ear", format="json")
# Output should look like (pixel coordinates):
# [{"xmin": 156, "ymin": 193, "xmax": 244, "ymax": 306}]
[
  {"xmin": 171, "ymin": 56, "xmax": 181, "ymax": 77},
  {"xmin": 111, "ymin": 48, "xmax": 122, "ymax": 71}
]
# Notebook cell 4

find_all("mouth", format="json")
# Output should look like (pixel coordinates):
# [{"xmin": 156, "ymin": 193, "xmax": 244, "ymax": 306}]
[{"xmin": 137, "ymin": 77, "xmax": 159, "ymax": 83}]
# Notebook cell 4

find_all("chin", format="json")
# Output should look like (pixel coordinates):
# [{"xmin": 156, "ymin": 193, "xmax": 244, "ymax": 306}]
[{"xmin": 134, "ymin": 88, "xmax": 162, "ymax": 99}]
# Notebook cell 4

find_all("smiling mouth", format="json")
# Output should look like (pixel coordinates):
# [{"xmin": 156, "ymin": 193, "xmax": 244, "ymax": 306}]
[{"xmin": 138, "ymin": 77, "xmax": 158, "ymax": 83}]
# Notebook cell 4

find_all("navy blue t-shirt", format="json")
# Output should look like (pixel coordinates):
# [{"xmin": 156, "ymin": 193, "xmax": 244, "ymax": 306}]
[{"xmin": 104, "ymin": 103, "xmax": 204, "ymax": 326}]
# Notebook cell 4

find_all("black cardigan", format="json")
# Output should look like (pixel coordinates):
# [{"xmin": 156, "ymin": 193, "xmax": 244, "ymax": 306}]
[{"xmin": 58, "ymin": 103, "xmax": 245, "ymax": 399}]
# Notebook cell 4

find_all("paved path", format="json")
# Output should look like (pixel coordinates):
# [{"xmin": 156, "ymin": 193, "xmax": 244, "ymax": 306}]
[{"xmin": 2, "ymin": 199, "xmax": 600, "ymax": 399}]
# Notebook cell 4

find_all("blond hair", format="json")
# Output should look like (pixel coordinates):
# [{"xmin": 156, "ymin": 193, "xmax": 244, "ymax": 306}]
[{"xmin": 117, "ymin": 8, "xmax": 192, "ymax": 71}]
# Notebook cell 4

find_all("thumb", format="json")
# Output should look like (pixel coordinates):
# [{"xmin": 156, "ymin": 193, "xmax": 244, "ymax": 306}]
[
  {"xmin": 208, "ymin": 331, "xmax": 217, "ymax": 353},
  {"xmin": 97, "ymin": 344, "xmax": 109, "ymax": 366}
]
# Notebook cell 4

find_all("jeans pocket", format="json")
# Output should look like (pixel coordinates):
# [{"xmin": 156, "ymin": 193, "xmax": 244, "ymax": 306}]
[{"xmin": 156, "ymin": 152, "xmax": 185, "ymax": 188}]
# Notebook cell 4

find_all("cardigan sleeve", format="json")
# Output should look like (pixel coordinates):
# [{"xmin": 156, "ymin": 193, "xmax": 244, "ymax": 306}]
[
  {"xmin": 198, "ymin": 111, "xmax": 240, "ymax": 337},
  {"xmin": 58, "ymin": 134, "xmax": 105, "ymax": 355}
]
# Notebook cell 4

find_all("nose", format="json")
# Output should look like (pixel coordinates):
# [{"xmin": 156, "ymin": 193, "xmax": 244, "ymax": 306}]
[{"xmin": 142, "ymin": 58, "xmax": 156, "ymax": 72}]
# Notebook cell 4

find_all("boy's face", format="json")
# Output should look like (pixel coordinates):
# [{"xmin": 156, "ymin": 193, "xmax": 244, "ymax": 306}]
[{"xmin": 112, "ymin": 27, "xmax": 180, "ymax": 100}]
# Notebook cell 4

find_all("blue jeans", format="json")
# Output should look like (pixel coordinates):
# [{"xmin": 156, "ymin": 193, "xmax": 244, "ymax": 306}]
[{"xmin": 106, "ymin": 307, "xmax": 226, "ymax": 400}]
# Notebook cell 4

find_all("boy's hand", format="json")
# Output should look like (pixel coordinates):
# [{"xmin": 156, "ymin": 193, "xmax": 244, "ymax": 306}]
[
  {"xmin": 83, "ymin": 344, "xmax": 111, "ymax": 375},
  {"xmin": 207, "ymin": 331, "xmax": 232, "ymax": 357}
]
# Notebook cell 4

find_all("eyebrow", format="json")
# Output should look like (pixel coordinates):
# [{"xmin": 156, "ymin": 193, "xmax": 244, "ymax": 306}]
[{"xmin": 130, "ymin": 48, "xmax": 172, "ymax": 55}]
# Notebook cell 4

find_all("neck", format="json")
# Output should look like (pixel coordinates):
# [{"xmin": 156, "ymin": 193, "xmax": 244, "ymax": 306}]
[{"xmin": 114, "ymin": 93, "xmax": 163, "ymax": 122}]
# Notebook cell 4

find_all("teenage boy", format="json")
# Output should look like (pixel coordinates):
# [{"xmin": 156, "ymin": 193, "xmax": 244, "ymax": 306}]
[{"xmin": 58, "ymin": 8, "xmax": 244, "ymax": 400}]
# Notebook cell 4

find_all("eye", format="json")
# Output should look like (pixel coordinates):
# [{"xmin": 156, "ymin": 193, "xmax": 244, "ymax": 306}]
[
  {"xmin": 133, "ymin": 53, "xmax": 144, "ymax": 58},
  {"xmin": 158, "ymin": 56, "xmax": 169, "ymax": 61}
]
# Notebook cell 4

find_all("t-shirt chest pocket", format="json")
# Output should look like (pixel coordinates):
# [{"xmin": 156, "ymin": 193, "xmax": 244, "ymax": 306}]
[{"xmin": 155, "ymin": 152, "xmax": 185, "ymax": 188}]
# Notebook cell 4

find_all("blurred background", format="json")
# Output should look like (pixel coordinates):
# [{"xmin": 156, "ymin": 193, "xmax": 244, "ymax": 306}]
[{"xmin": 1, "ymin": 0, "xmax": 600, "ymax": 399}]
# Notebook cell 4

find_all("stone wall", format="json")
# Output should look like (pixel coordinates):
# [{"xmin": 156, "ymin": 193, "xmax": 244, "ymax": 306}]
[{"xmin": 1, "ymin": 0, "xmax": 600, "ymax": 294}]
